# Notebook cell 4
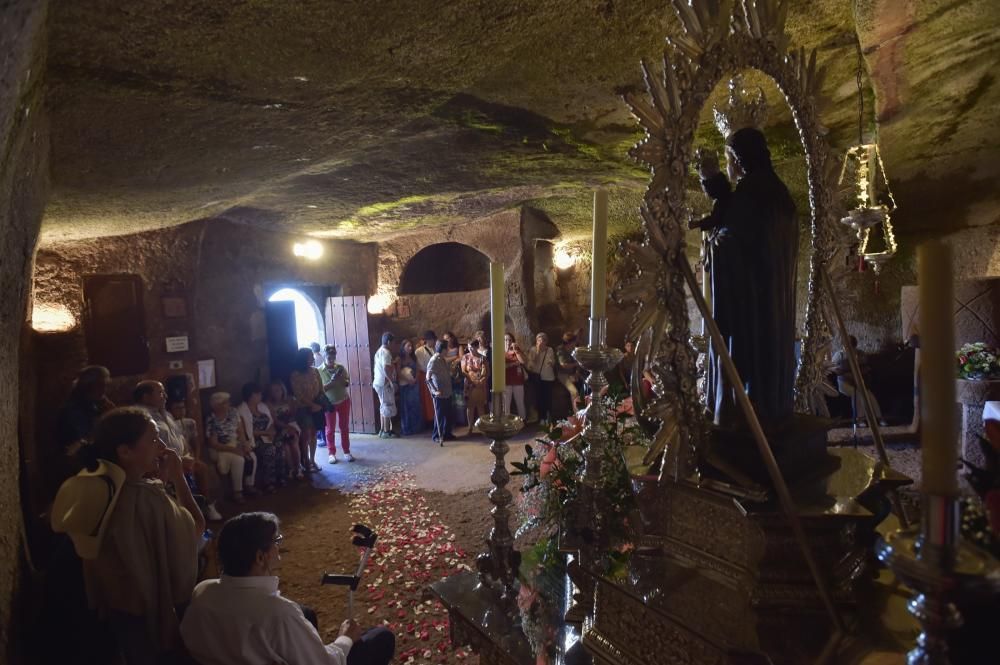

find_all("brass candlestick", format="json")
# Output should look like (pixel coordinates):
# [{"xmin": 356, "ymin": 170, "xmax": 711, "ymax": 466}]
[{"xmin": 877, "ymin": 494, "xmax": 1000, "ymax": 665}]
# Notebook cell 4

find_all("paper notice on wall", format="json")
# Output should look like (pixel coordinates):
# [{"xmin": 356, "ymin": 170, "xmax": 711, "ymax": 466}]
[{"xmin": 197, "ymin": 359, "xmax": 216, "ymax": 389}]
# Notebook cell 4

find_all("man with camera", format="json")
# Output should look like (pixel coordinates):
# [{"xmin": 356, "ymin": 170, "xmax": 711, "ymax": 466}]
[{"xmin": 181, "ymin": 512, "xmax": 394, "ymax": 665}]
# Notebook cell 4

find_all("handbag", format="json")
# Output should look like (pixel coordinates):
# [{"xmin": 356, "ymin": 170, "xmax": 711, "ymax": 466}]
[{"xmin": 316, "ymin": 391, "xmax": 335, "ymax": 412}]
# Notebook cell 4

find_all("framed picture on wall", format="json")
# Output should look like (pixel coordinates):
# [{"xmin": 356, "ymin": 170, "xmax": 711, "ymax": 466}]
[
  {"xmin": 396, "ymin": 297, "xmax": 411, "ymax": 319},
  {"xmin": 197, "ymin": 359, "xmax": 216, "ymax": 389},
  {"xmin": 162, "ymin": 296, "xmax": 187, "ymax": 318}
]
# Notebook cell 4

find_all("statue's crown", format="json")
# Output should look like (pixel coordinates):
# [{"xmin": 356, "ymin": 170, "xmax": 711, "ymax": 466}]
[{"xmin": 713, "ymin": 75, "xmax": 769, "ymax": 138}]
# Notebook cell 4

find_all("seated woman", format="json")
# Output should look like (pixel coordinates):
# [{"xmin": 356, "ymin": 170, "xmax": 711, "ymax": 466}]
[
  {"xmin": 237, "ymin": 382, "xmax": 282, "ymax": 493},
  {"xmin": 206, "ymin": 392, "xmax": 257, "ymax": 502},
  {"xmin": 167, "ymin": 398, "xmax": 223, "ymax": 521},
  {"xmin": 52, "ymin": 407, "xmax": 204, "ymax": 664},
  {"xmin": 265, "ymin": 380, "xmax": 304, "ymax": 481}
]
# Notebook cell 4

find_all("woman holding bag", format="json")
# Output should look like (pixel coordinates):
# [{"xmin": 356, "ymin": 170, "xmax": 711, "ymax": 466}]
[{"xmin": 319, "ymin": 344, "xmax": 353, "ymax": 463}]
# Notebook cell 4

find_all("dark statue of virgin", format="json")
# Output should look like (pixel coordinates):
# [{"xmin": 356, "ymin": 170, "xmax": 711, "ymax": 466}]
[{"xmin": 692, "ymin": 127, "xmax": 799, "ymax": 432}]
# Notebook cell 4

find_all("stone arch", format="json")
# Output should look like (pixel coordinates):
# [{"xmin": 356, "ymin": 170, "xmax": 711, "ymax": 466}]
[
  {"xmin": 621, "ymin": 1, "xmax": 837, "ymax": 476},
  {"xmin": 398, "ymin": 242, "xmax": 492, "ymax": 295}
]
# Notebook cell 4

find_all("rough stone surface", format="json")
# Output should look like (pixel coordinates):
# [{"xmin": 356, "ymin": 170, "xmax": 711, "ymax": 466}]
[
  {"xmin": 35, "ymin": 0, "xmax": 1000, "ymax": 358},
  {"xmin": 29, "ymin": 219, "xmax": 376, "ymax": 494},
  {"xmin": 1, "ymin": 0, "xmax": 48, "ymax": 659},
  {"xmin": 41, "ymin": 0, "xmax": 889, "ymax": 244}
]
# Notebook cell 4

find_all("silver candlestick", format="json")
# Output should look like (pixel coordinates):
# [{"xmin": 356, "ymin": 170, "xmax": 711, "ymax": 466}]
[
  {"xmin": 560, "ymin": 317, "xmax": 624, "ymax": 626},
  {"xmin": 571, "ymin": 317, "xmax": 625, "ymax": 546},
  {"xmin": 475, "ymin": 391, "xmax": 525, "ymax": 602},
  {"xmin": 876, "ymin": 493, "xmax": 1000, "ymax": 665}
]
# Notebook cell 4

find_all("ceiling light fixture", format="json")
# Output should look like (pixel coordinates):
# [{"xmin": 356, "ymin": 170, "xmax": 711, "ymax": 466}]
[
  {"xmin": 839, "ymin": 45, "xmax": 898, "ymax": 275},
  {"xmin": 554, "ymin": 246, "xmax": 577, "ymax": 270},
  {"xmin": 32, "ymin": 302, "xmax": 76, "ymax": 333},
  {"xmin": 292, "ymin": 240, "xmax": 324, "ymax": 260}
]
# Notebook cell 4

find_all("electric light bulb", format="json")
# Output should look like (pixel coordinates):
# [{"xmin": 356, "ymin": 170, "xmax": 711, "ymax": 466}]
[
  {"xmin": 554, "ymin": 247, "xmax": 576, "ymax": 270},
  {"xmin": 367, "ymin": 293, "xmax": 394, "ymax": 315},
  {"xmin": 32, "ymin": 303, "xmax": 76, "ymax": 333},
  {"xmin": 292, "ymin": 240, "xmax": 324, "ymax": 260}
]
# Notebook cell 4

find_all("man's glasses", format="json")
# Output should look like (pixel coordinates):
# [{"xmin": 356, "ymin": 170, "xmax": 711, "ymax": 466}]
[{"xmin": 273, "ymin": 533, "xmax": 284, "ymax": 545}]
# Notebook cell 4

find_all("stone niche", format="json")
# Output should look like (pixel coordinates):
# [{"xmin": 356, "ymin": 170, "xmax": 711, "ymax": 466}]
[{"xmin": 374, "ymin": 208, "xmax": 565, "ymax": 345}]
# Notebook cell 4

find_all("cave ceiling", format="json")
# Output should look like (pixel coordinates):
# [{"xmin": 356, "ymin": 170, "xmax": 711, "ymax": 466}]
[{"xmin": 43, "ymin": 0, "xmax": 1000, "ymax": 244}]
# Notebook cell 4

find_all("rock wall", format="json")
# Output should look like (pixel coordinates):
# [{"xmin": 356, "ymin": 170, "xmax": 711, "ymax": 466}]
[
  {"xmin": 1, "ymin": 1, "xmax": 49, "ymax": 659},
  {"xmin": 829, "ymin": 226, "xmax": 1000, "ymax": 357},
  {"xmin": 28, "ymin": 220, "xmax": 376, "ymax": 504},
  {"xmin": 376, "ymin": 210, "xmax": 541, "ymax": 345},
  {"xmin": 193, "ymin": 221, "xmax": 376, "ymax": 394}
]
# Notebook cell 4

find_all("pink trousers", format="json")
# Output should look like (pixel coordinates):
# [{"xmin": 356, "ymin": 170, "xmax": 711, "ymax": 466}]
[{"xmin": 324, "ymin": 398, "xmax": 351, "ymax": 453}]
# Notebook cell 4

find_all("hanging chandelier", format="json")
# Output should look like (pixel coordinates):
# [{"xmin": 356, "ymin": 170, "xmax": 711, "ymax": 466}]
[{"xmin": 838, "ymin": 47, "xmax": 898, "ymax": 274}]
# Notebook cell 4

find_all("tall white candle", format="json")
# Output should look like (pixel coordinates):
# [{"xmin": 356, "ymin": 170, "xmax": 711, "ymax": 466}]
[
  {"xmin": 489, "ymin": 262, "xmax": 506, "ymax": 394},
  {"xmin": 918, "ymin": 240, "xmax": 958, "ymax": 496},
  {"xmin": 590, "ymin": 188, "xmax": 609, "ymax": 319}
]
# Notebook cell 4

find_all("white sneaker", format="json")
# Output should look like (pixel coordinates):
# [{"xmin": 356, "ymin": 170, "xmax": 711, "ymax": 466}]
[
  {"xmin": 328, "ymin": 454, "xmax": 339, "ymax": 464},
  {"xmin": 345, "ymin": 453, "xmax": 355, "ymax": 462},
  {"xmin": 206, "ymin": 503, "xmax": 223, "ymax": 521}
]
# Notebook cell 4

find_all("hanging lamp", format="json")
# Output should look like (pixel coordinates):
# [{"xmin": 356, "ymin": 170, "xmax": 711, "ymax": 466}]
[{"xmin": 838, "ymin": 46, "xmax": 898, "ymax": 275}]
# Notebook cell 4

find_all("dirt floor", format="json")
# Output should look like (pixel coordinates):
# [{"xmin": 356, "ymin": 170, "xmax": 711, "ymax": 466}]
[{"xmin": 218, "ymin": 460, "xmax": 495, "ymax": 665}]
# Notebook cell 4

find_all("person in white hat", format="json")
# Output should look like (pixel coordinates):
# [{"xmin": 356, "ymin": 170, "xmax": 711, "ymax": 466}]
[{"xmin": 52, "ymin": 406, "xmax": 204, "ymax": 664}]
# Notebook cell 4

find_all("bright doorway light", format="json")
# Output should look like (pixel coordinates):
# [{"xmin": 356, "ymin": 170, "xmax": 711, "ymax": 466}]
[
  {"xmin": 293, "ymin": 240, "xmax": 324, "ymax": 260},
  {"xmin": 554, "ymin": 246, "xmax": 576, "ymax": 269},
  {"xmin": 268, "ymin": 288, "xmax": 324, "ymax": 349}
]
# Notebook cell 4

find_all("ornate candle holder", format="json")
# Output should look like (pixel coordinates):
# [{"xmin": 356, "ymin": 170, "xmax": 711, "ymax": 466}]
[
  {"xmin": 876, "ymin": 494, "xmax": 1000, "ymax": 665},
  {"xmin": 474, "ymin": 391, "xmax": 525, "ymax": 604},
  {"xmin": 562, "ymin": 317, "xmax": 624, "ymax": 624},
  {"xmin": 570, "ymin": 317, "xmax": 625, "ymax": 547}
]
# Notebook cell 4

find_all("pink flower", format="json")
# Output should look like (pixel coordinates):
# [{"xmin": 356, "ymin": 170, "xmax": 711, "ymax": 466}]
[
  {"xmin": 617, "ymin": 397, "xmax": 635, "ymax": 417},
  {"xmin": 558, "ymin": 417, "xmax": 583, "ymax": 442},
  {"xmin": 539, "ymin": 445, "xmax": 559, "ymax": 479},
  {"xmin": 517, "ymin": 584, "xmax": 539, "ymax": 612}
]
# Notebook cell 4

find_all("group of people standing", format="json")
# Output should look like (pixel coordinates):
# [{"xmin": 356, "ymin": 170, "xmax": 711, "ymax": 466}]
[{"xmin": 370, "ymin": 328, "xmax": 591, "ymax": 442}]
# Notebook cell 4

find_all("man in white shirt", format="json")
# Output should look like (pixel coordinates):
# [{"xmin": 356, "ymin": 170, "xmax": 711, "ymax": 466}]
[
  {"xmin": 134, "ymin": 380, "xmax": 188, "ymax": 456},
  {"xmin": 181, "ymin": 512, "xmax": 395, "ymax": 665},
  {"xmin": 413, "ymin": 330, "xmax": 436, "ymax": 374},
  {"xmin": 425, "ymin": 340, "xmax": 455, "ymax": 443},
  {"xmin": 372, "ymin": 332, "xmax": 398, "ymax": 438},
  {"xmin": 135, "ymin": 381, "xmax": 225, "ymax": 520}
]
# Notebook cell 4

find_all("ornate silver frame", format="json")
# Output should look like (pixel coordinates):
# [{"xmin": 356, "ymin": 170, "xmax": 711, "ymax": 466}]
[{"xmin": 618, "ymin": 0, "xmax": 836, "ymax": 480}]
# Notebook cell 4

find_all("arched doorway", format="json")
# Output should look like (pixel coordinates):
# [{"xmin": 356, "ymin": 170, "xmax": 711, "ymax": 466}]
[{"xmin": 268, "ymin": 287, "xmax": 325, "ymax": 350}]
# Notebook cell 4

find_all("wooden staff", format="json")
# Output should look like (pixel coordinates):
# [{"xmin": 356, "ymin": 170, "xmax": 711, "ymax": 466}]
[
  {"xmin": 678, "ymin": 257, "xmax": 845, "ymax": 634},
  {"xmin": 820, "ymin": 265, "xmax": 910, "ymax": 528}
]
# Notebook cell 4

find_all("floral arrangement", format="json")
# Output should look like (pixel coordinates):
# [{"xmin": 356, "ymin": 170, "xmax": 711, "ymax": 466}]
[
  {"xmin": 511, "ymin": 389, "xmax": 649, "ymax": 662},
  {"xmin": 956, "ymin": 342, "xmax": 1000, "ymax": 380}
]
